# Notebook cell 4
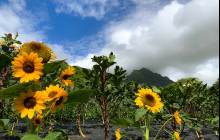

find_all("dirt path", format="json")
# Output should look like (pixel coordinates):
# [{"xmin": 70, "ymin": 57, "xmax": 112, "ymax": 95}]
[{"xmin": 0, "ymin": 121, "xmax": 219, "ymax": 140}]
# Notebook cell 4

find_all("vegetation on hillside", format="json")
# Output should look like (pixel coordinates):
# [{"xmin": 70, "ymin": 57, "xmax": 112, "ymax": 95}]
[{"xmin": 127, "ymin": 68, "xmax": 173, "ymax": 87}]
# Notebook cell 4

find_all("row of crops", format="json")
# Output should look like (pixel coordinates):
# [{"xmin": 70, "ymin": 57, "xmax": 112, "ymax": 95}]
[{"xmin": 0, "ymin": 33, "xmax": 219, "ymax": 140}]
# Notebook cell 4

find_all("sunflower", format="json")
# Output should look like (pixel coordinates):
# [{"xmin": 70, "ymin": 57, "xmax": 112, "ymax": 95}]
[
  {"xmin": 60, "ymin": 66, "xmax": 75, "ymax": 87},
  {"xmin": 13, "ymin": 90, "xmax": 46, "ymax": 119},
  {"xmin": 11, "ymin": 52, "xmax": 44, "ymax": 82},
  {"xmin": 19, "ymin": 41, "xmax": 51, "ymax": 63},
  {"xmin": 115, "ymin": 129, "xmax": 121, "ymax": 140},
  {"xmin": 33, "ymin": 114, "xmax": 44, "ymax": 126},
  {"xmin": 134, "ymin": 88, "xmax": 164, "ymax": 113},
  {"xmin": 51, "ymin": 91, "xmax": 68, "ymax": 113},
  {"xmin": 44, "ymin": 84, "xmax": 66, "ymax": 101},
  {"xmin": 174, "ymin": 131, "xmax": 180, "ymax": 140},
  {"xmin": 174, "ymin": 111, "xmax": 181, "ymax": 125}
]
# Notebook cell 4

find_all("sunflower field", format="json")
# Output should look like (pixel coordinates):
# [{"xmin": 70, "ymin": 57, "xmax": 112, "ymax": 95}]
[{"xmin": 0, "ymin": 33, "xmax": 219, "ymax": 140}]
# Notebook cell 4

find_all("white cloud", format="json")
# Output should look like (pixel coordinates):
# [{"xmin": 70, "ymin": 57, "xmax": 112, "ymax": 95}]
[
  {"xmin": 71, "ymin": 0, "xmax": 219, "ymax": 86},
  {"xmin": 53, "ymin": 0, "xmax": 119, "ymax": 20},
  {"xmin": 0, "ymin": 0, "xmax": 47, "ymax": 43},
  {"xmin": 49, "ymin": 44, "xmax": 73, "ymax": 61},
  {"xmin": 69, "ymin": 54, "xmax": 96, "ymax": 69},
  {"xmin": 193, "ymin": 57, "xmax": 219, "ymax": 86},
  {"xmin": 8, "ymin": 0, "xmax": 26, "ymax": 12}
]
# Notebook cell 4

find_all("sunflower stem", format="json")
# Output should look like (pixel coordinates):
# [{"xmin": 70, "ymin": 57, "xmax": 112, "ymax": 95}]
[
  {"xmin": 154, "ymin": 117, "xmax": 173, "ymax": 140},
  {"xmin": 27, "ymin": 118, "xmax": 30, "ymax": 134},
  {"xmin": 3, "ymin": 126, "xmax": 21, "ymax": 139},
  {"xmin": 30, "ymin": 118, "xmax": 34, "ymax": 134},
  {"xmin": 10, "ymin": 120, "xmax": 16, "ymax": 135},
  {"xmin": 145, "ymin": 112, "xmax": 150, "ymax": 140},
  {"xmin": 43, "ymin": 108, "xmax": 52, "ymax": 119},
  {"xmin": 51, "ymin": 77, "xmax": 59, "ymax": 85},
  {"xmin": 37, "ymin": 126, "xmax": 41, "ymax": 136},
  {"xmin": 164, "ymin": 127, "xmax": 173, "ymax": 136}
]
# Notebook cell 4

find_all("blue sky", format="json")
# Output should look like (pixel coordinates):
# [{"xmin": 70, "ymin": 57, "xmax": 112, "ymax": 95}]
[{"xmin": 0, "ymin": 0, "xmax": 219, "ymax": 86}]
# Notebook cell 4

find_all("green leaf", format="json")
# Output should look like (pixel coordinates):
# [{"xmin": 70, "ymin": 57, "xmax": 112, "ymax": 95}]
[
  {"xmin": 110, "ymin": 119, "xmax": 139, "ymax": 127},
  {"xmin": 152, "ymin": 86, "xmax": 161, "ymax": 93},
  {"xmin": 211, "ymin": 117, "xmax": 219, "ymax": 125},
  {"xmin": 1, "ymin": 45, "xmax": 9, "ymax": 53},
  {"xmin": 0, "ymin": 51, "xmax": 12, "ymax": 71},
  {"xmin": 52, "ymin": 129, "xmax": 68, "ymax": 140},
  {"xmin": 44, "ymin": 132, "xmax": 64, "ymax": 140},
  {"xmin": 0, "ymin": 82, "xmax": 40, "ymax": 99},
  {"xmin": 163, "ymin": 114, "xmax": 173, "ymax": 119},
  {"xmin": 14, "ymin": 40, "xmax": 22, "ymax": 44},
  {"xmin": 64, "ymin": 89, "xmax": 94, "ymax": 107},
  {"xmin": 178, "ymin": 85, "xmax": 184, "ymax": 93},
  {"xmin": 187, "ymin": 123, "xmax": 202, "ymax": 130},
  {"xmin": 108, "ymin": 52, "xmax": 115, "ymax": 62},
  {"xmin": 172, "ymin": 103, "xmax": 180, "ymax": 109},
  {"xmin": 43, "ymin": 60, "xmax": 65, "ymax": 75},
  {"xmin": 21, "ymin": 134, "xmax": 42, "ymax": 140},
  {"xmin": 212, "ymin": 127, "xmax": 219, "ymax": 131},
  {"xmin": 135, "ymin": 107, "xmax": 147, "ymax": 122},
  {"xmin": 0, "ymin": 119, "xmax": 10, "ymax": 129}
]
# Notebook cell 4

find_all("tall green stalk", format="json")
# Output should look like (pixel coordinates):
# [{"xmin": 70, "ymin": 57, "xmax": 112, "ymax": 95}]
[
  {"xmin": 27, "ymin": 118, "xmax": 30, "ymax": 134},
  {"xmin": 4, "ymin": 127, "xmax": 21, "ymax": 139},
  {"xmin": 145, "ymin": 112, "xmax": 150, "ymax": 140},
  {"xmin": 30, "ymin": 118, "xmax": 34, "ymax": 134}
]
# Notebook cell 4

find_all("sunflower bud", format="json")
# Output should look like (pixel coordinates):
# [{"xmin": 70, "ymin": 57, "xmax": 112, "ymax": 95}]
[
  {"xmin": 14, "ymin": 31, "xmax": 18, "ymax": 39},
  {"xmin": 7, "ymin": 33, "xmax": 12, "ymax": 39}
]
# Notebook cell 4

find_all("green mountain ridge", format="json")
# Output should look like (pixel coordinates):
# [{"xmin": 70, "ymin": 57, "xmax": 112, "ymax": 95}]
[
  {"xmin": 127, "ymin": 68, "xmax": 173, "ymax": 87},
  {"xmin": 68, "ymin": 62, "xmax": 173, "ymax": 87}
]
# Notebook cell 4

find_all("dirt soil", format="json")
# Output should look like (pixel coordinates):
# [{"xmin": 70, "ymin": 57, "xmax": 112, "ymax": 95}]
[{"xmin": 0, "ymin": 121, "xmax": 219, "ymax": 140}]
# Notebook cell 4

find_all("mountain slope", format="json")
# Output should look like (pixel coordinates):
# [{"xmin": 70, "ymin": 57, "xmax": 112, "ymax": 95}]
[{"xmin": 127, "ymin": 68, "xmax": 173, "ymax": 87}]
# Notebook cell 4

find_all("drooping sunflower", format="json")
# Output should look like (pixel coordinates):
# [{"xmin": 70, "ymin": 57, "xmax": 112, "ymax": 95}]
[
  {"xmin": 19, "ymin": 41, "xmax": 51, "ymax": 63},
  {"xmin": 44, "ymin": 84, "xmax": 66, "ymax": 101},
  {"xmin": 115, "ymin": 129, "xmax": 121, "ymax": 140},
  {"xmin": 174, "ymin": 131, "xmax": 180, "ymax": 140},
  {"xmin": 51, "ymin": 91, "xmax": 68, "ymax": 113},
  {"xmin": 174, "ymin": 111, "xmax": 181, "ymax": 125},
  {"xmin": 60, "ymin": 66, "xmax": 75, "ymax": 87},
  {"xmin": 134, "ymin": 88, "xmax": 164, "ymax": 113},
  {"xmin": 13, "ymin": 90, "xmax": 46, "ymax": 119},
  {"xmin": 11, "ymin": 52, "xmax": 44, "ymax": 82},
  {"xmin": 33, "ymin": 114, "xmax": 44, "ymax": 126}
]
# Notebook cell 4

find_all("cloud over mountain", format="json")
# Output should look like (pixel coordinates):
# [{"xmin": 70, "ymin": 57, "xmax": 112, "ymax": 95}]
[{"xmin": 70, "ymin": 0, "xmax": 219, "ymax": 86}]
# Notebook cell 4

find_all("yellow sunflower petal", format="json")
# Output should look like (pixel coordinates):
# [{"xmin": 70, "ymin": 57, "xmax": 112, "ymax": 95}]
[
  {"xmin": 21, "ymin": 108, "xmax": 28, "ymax": 118},
  {"xmin": 27, "ymin": 109, "xmax": 35, "ymax": 119}
]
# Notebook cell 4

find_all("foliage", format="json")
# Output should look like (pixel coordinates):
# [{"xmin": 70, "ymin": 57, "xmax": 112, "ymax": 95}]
[{"xmin": 0, "ymin": 32, "xmax": 219, "ymax": 140}]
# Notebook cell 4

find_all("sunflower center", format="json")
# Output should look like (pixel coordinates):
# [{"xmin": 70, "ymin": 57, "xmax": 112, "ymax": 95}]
[
  {"xmin": 142, "ymin": 94, "xmax": 156, "ymax": 107},
  {"xmin": 62, "ymin": 75, "xmax": 70, "ymax": 80},
  {"xmin": 35, "ymin": 119, "xmax": 40, "ymax": 124},
  {"xmin": 55, "ymin": 96, "xmax": 63, "ymax": 106},
  {"xmin": 31, "ymin": 43, "xmax": 42, "ymax": 51},
  {"xmin": 23, "ymin": 61, "xmax": 34, "ymax": 73},
  {"xmin": 49, "ymin": 91, "xmax": 58, "ymax": 98},
  {"xmin": 24, "ymin": 97, "xmax": 36, "ymax": 109}
]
